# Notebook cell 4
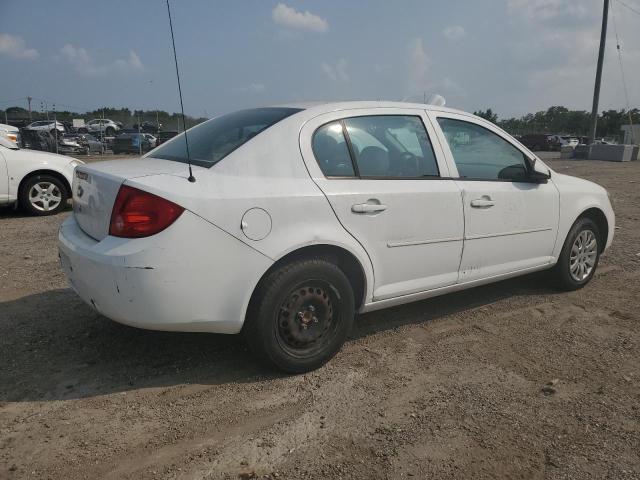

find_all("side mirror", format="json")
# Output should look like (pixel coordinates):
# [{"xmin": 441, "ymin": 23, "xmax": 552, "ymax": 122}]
[{"xmin": 529, "ymin": 159, "xmax": 551, "ymax": 183}]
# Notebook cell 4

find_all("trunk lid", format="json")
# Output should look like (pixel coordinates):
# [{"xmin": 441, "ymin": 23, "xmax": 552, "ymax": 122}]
[{"xmin": 72, "ymin": 158, "xmax": 189, "ymax": 240}]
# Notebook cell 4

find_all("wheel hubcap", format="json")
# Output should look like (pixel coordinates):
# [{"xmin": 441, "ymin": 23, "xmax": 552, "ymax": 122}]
[
  {"xmin": 29, "ymin": 182, "xmax": 62, "ymax": 212},
  {"xmin": 275, "ymin": 281, "xmax": 340, "ymax": 358},
  {"xmin": 569, "ymin": 230, "xmax": 598, "ymax": 282}
]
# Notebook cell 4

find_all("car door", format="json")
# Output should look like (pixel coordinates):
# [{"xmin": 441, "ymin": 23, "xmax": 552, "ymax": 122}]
[
  {"xmin": 428, "ymin": 111, "xmax": 559, "ymax": 282},
  {"xmin": 300, "ymin": 109, "xmax": 464, "ymax": 301},
  {"xmin": 0, "ymin": 147, "xmax": 9, "ymax": 203}
]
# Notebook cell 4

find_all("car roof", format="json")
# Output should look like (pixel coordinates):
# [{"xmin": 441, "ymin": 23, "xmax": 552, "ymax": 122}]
[{"xmin": 270, "ymin": 100, "xmax": 471, "ymax": 119}]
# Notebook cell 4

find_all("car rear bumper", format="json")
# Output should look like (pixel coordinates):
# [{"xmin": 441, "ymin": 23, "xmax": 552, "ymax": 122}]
[{"xmin": 58, "ymin": 211, "xmax": 272, "ymax": 334}]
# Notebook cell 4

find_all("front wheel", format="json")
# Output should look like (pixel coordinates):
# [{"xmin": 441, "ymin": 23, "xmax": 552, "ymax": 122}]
[
  {"xmin": 551, "ymin": 217, "xmax": 601, "ymax": 291},
  {"xmin": 19, "ymin": 174, "xmax": 68, "ymax": 216},
  {"xmin": 244, "ymin": 258, "xmax": 355, "ymax": 373}
]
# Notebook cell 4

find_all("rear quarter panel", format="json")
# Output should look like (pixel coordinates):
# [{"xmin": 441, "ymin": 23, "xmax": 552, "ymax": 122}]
[{"xmin": 129, "ymin": 115, "xmax": 376, "ymax": 307}]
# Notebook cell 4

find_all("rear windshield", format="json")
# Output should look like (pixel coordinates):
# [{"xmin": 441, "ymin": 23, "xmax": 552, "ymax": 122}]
[{"xmin": 148, "ymin": 107, "xmax": 302, "ymax": 168}]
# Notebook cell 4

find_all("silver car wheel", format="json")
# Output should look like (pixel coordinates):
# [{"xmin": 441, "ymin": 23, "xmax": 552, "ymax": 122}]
[
  {"xmin": 28, "ymin": 182, "xmax": 62, "ymax": 212},
  {"xmin": 569, "ymin": 230, "xmax": 598, "ymax": 282}
]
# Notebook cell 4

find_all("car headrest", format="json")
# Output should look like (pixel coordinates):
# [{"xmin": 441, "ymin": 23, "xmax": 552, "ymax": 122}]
[{"xmin": 359, "ymin": 146, "xmax": 389, "ymax": 176}]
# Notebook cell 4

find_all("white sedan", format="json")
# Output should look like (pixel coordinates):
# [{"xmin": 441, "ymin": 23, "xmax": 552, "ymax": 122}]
[
  {"xmin": 0, "ymin": 136, "xmax": 82, "ymax": 215},
  {"xmin": 58, "ymin": 101, "xmax": 614, "ymax": 373}
]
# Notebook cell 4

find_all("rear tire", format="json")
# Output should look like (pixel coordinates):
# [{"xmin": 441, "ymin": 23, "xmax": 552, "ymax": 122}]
[
  {"xmin": 243, "ymin": 258, "xmax": 355, "ymax": 373},
  {"xmin": 19, "ymin": 174, "xmax": 68, "ymax": 216},
  {"xmin": 105, "ymin": 127, "xmax": 115, "ymax": 137},
  {"xmin": 551, "ymin": 217, "xmax": 601, "ymax": 291}
]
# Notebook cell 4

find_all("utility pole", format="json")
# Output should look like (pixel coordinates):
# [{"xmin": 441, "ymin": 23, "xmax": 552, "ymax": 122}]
[
  {"xmin": 27, "ymin": 96, "xmax": 32, "ymax": 120},
  {"xmin": 138, "ymin": 112, "xmax": 142, "ymax": 156},
  {"xmin": 589, "ymin": 0, "xmax": 609, "ymax": 145}
]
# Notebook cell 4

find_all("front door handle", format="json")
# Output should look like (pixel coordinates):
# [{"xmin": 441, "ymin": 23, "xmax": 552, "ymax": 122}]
[
  {"xmin": 352, "ymin": 202, "xmax": 387, "ymax": 214},
  {"xmin": 470, "ymin": 196, "xmax": 495, "ymax": 208}
]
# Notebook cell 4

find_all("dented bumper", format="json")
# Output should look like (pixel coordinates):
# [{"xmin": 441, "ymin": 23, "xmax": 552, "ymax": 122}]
[{"xmin": 58, "ymin": 211, "xmax": 272, "ymax": 334}]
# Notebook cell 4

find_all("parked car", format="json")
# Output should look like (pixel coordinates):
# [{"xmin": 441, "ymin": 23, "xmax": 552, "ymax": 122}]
[
  {"xmin": 156, "ymin": 130, "xmax": 179, "ymax": 145},
  {"xmin": 552, "ymin": 135, "xmax": 579, "ymax": 149},
  {"xmin": 79, "ymin": 119, "xmax": 122, "ymax": 137},
  {"xmin": 143, "ymin": 133, "xmax": 157, "ymax": 148},
  {"xmin": 0, "ymin": 123, "xmax": 20, "ymax": 145},
  {"xmin": 58, "ymin": 133, "xmax": 105, "ymax": 155},
  {"xmin": 519, "ymin": 134, "xmax": 559, "ymax": 152},
  {"xmin": 0, "ymin": 136, "xmax": 82, "ymax": 215},
  {"xmin": 20, "ymin": 129, "xmax": 56, "ymax": 152},
  {"xmin": 25, "ymin": 120, "xmax": 65, "ymax": 135},
  {"xmin": 112, "ymin": 132, "xmax": 155, "ymax": 154},
  {"xmin": 58, "ymin": 102, "xmax": 614, "ymax": 373},
  {"xmin": 578, "ymin": 137, "xmax": 618, "ymax": 146},
  {"xmin": 132, "ymin": 121, "xmax": 161, "ymax": 134},
  {"xmin": 80, "ymin": 133, "xmax": 106, "ymax": 154}
]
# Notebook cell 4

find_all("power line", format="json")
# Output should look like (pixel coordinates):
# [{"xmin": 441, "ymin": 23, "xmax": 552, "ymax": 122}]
[
  {"xmin": 616, "ymin": 0, "xmax": 640, "ymax": 16},
  {"xmin": 611, "ymin": 0, "xmax": 636, "ymax": 143}
]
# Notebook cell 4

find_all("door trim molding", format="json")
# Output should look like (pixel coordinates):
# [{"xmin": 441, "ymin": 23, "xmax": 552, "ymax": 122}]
[
  {"xmin": 464, "ymin": 226, "xmax": 552, "ymax": 241},
  {"xmin": 387, "ymin": 236, "xmax": 463, "ymax": 248}
]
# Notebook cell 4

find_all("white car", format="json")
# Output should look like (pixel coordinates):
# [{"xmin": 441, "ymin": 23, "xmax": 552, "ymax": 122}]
[
  {"xmin": 82, "ymin": 119, "xmax": 122, "ymax": 137},
  {"xmin": 0, "ymin": 136, "xmax": 83, "ymax": 215},
  {"xmin": 553, "ymin": 135, "xmax": 579, "ymax": 149},
  {"xmin": 143, "ymin": 133, "xmax": 157, "ymax": 148},
  {"xmin": 26, "ymin": 120, "xmax": 65, "ymax": 134},
  {"xmin": 58, "ymin": 102, "xmax": 614, "ymax": 372}
]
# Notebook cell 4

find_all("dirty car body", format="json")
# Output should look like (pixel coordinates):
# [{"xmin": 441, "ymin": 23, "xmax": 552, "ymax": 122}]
[{"xmin": 58, "ymin": 101, "xmax": 614, "ymax": 372}]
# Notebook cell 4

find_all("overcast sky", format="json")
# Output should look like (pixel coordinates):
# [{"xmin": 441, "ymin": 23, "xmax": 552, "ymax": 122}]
[{"xmin": 1, "ymin": 0, "xmax": 638, "ymax": 119}]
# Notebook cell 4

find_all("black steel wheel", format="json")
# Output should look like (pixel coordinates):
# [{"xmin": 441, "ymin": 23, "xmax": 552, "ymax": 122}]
[
  {"xmin": 275, "ymin": 280, "xmax": 341, "ymax": 359},
  {"xmin": 244, "ymin": 258, "xmax": 355, "ymax": 373}
]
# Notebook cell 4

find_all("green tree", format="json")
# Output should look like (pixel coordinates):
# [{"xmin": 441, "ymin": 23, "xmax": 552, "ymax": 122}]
[{"xmin": 473, "ymin": 108, "xmax": 498, "ymax": 123}]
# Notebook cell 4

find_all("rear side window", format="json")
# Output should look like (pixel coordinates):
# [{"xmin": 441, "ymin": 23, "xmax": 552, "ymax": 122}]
[
  {"xmin": 312, "ymin": 115, "xmax": 439, "ymax": 179},
  {"xmin": 312, "ymin": 122, "xmax": 356, "ymax": 177},
  {"xmin": 344, "ymin": 116, "xmax": 439, "ymax": 178},
  {"xmin": 437, "ymin": 118, "xmax": 529, "ymax": 181},
  {"xmin": 149, "ymin": 107, "xmax": 302, "ymax": 168}
]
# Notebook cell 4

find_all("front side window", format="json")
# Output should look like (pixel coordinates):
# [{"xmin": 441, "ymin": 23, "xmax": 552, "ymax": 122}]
[
  {"xmin": 149, "ymin": 107, "xmax": 302, "ymax": 168},
  {"xmin": 437, "ymin": 118, "xmax": 529, "ymax": 181},
  {"xmin": 312, "ymin": 115, "xmax": 439, "ymax": 179}
]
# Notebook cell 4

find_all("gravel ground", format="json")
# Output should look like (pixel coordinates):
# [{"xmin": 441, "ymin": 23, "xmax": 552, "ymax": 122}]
[{"xmin": 1, "ymin": 158, "xmax": 639, "ymax": 480}]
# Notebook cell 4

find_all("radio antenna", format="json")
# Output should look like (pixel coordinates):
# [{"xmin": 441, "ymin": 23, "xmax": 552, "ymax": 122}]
[{"xmin": 166, "ymin": 0, "xmax": 195, "ymax": 183}]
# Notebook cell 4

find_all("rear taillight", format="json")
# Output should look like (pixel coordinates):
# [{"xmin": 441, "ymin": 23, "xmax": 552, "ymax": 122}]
[{"xmin": 109, "ymin": 185, "xmax": 184, "ymax": 238}]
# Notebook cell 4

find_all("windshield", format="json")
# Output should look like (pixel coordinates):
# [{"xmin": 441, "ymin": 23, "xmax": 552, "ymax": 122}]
[{"xmin": 148, "ymin": 107, "xmax": 302, "ymax": 168}]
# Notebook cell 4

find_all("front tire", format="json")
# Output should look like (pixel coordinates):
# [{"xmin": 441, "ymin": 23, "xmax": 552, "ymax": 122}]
[
  {"xmin": 551, "ymin": 217, "xmax": 601, "ymax": 291},
  {"xmin": 244, "ymin": 258, "xmax": 355, "ymax": 373},
  {"xmin": 19, "ymin": 174, "xmax": 68, "ymax": 216}
]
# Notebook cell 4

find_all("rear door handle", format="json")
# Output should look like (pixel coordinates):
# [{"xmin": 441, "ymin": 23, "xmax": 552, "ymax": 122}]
[
  {"xmin": 352, "ymin": 202, "xmax": 387, "ymax": 214},
  {"xmin": 470, "ymin": 196, "xmax": 495, "ymax": 208}
]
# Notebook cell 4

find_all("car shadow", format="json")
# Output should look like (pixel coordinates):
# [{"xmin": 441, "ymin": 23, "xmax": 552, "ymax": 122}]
[
  {"xmin": 0, "ymin": 273, "xmax": 554, "ymax": 402},
  {"xmin": 0, "ymin": 204, "xmax": 72, "ymax": 219}
]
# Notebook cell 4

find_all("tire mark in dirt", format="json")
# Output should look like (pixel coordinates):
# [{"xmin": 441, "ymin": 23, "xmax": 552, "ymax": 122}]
[{"xmin": 102, "ymin": 397, "xmax": 310, "ymax": 479}]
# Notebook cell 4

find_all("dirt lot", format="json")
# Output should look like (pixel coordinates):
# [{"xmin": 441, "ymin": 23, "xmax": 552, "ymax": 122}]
[{"xmin": 1, "ymin": 158, "xmax": 639, "ymax": 480}]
